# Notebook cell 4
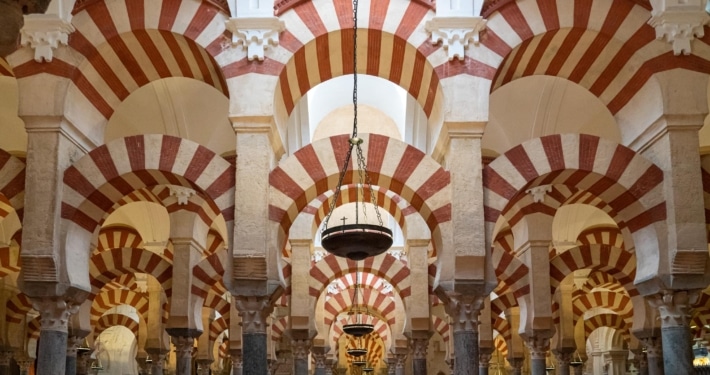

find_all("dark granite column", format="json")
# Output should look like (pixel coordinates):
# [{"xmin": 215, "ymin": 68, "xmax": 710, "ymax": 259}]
[
  {"xmin": 651, "ymin": 291, "xmax": 694, "ymax": 375},
  {"xmin": 445, "ymin": 293, "xmax": 483, "ymax": 375},
  {"xmin": 170, "ymin": 336, "xmax": 195, "ymax": 375},
  {"xmin": 235, "ymin": 296, "xmax": 273, "ymax": 375},
  {"xmin": 637, "ymin": 351, "xmax": 649, "ymax": 375},
  {"xmin": 291, "ymin": 339, "xmax": 310, "ymax": 375},
  {"xmin": 508, "ymin": 357, "xmax": 524, "ymax": 375},
  {"xmin": 31, "ymin": 298, "xmax": 79, "ymax": 375},
  {"xmin": 478, "ymin": 348, "xmax": 492, "ymax": 375},
  {"xmin": 554, "ymin": 351, "xmax": 572, "ymax": 375},
  {"xmin": 76, "ymin": 349, "xmax": 90, "ymax": 375},
  {"xmin": 524, "ymin": 336, "xmax": 550, "ymax": 375},
  {"xmin": 411, "ymin": 337, "xmax": 429, "ymax": 375},
  {"xmin": 639, "ymin": 336, "xmax": 663, "ymax": 375}
]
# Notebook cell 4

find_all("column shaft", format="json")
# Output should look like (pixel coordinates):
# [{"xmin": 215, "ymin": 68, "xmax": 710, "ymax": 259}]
[
  {"xmin": 454, "ymin": 330, "xmax": 477, "ymax": 375},
  {"xmin": 38, "ymin": 330, "xmax": 67, "ymax": 375},
  {"xmin": 243, "ymin": 333, "xmax": 267, "ymax": 375},
  {"xmin": 661, "ymin": 326, "xmax": 693, "ymax": 375},
  {"xmin": 172, "ymin": 336, "xmax": 194, "ymax": 375},
  {"xmin": 65, "ymin": 355, "xmax": 76, "ymax": 375}
]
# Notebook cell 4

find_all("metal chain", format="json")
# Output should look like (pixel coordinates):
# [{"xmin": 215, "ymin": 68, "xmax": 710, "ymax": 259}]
[
  {"xmin": 352, "ymin": 0, "xmax": 358, "ymax": 138},
  {"xmin": 322, "ymin": 143, "xmax": 354, "ymax": 230}
]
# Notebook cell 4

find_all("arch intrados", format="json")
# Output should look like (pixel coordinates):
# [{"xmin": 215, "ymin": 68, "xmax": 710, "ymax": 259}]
[
  {"xmin": 323, "ymin": 285, "xmax": 399, "ymax": 325},
  {"xmin": 310, "ymin": 256, "xmax": 411, "ymax": 298},
  {"xmin": 550, "ymin": 244, "xmax": 637, "ymax": 296}
]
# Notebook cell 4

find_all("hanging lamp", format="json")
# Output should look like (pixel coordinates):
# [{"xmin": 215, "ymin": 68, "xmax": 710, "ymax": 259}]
[
  {"xmin": 342, "ymin": 264, "xmax": 374, "ymax": 337},
  {"xmin": 363, "ymin": 366, "xmax": 374, "ymax": 373},
  {"xmin": 319, "ymin": 0, "xmax": 393, "ymax": 261},
  {"xmin": 570, "ymin": 351, "xmax": 583, "ymax": 368}
]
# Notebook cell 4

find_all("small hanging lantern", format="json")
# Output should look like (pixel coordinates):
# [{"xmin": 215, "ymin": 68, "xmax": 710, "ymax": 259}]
[{"xmin": 342, "ymin": 265, "xmax": 374, "ymax": 337}]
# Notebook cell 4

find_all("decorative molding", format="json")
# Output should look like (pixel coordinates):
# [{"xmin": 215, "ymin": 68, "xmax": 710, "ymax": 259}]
[
  {"xmin": 225, "ymin": 17, "xmax": 285, "ymax": 61},
  {"xmin": 395, "ymin": 353, "xmax": 407, "ymax": 368},
  {"xmin": 444, "ymin": 292, "xmax": 484, "ymax": 333},
  {"xmin": 479, "ymin": 351, "xmax": 493, "ymax": 367},
  {"xmin": 312, "ymin": 352, "xmax": 326, "ymax": 368},
  {"xmin": 425, "ymin": 16, "xmax": 487, "ymax": 61},
  {"xmin": 20, "ymin": 14, "xmax": 75, "ymax": 63},
  {"xmin": 411, "ymin": 337, "xmax": 429, "ymax": 360},
  {"xmin": 524, "ymin": 335, "xmax": 550, "ymax": 360},
  {"xmin": 312, "ymin": 250, "xmax": 327, "ymax": 263},
  {"xmin": 168, "ymin": 185, "xmax": 196, "ymax": 205},
  {"xmin": 0, "ymin": 351, "xmax": 12, "ymax": 367},
  {"xmin": 670, "ymin": 249, "xmax": 707, "ymax": 274},
  {"xmin": 525, "ymin": 185, "xmax": 552, "ymax": 203},
  {"xmin": 30, "ymin": 297, "xmax": 79, "ymax": 332},
  {"xmin": 648, "ymin": 290, "xmax": 697, "ymax": 327},
  {"xmin": 172, "ymin": 336, "xmax": 194, "ymax": 359},
  {"xmin": 648, "ymin": 6, "xmax": 710, "ymax": 55},
  {"xmin": 234, "ymin": 296, "xmax": 273, "ymax": 334},
  {"xmin": 291, "ymin": 339, "xmax": 310, "ymax": 360}
]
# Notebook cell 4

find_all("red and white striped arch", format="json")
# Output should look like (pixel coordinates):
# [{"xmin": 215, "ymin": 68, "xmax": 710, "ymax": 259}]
[
  {"xmin": 484, "ymin": 134, "xmax": 665, "ymax": 240},
  {"xmin": 431, "ymin": 315, "xmax": 450, "ymax": 343},
  {"xmin": 583, "ymin": 313, "xmax": 630, "ymax": 343},
  {"xmin": 482, "ymin": 0, "xmax": 710, "ymax": 114},
  {"xmin": 344, "ymin": 332, "xmax": 386, "ymax": 367},
  {"xmin": 492, "ymin": 316, "xmax": 512, "ymax": 344},
  {"xmin": 572, "ymin": 291, "xmax": 633, "ymax": 326},
  {"xmin": 549, "ymin": 244, "xmax": 637, "ymax": 296},
  {"xmin": 491, "ymin": 292, "xmax": 519, "ymax": 317},
  {"xmin": 203, "ymin": 293, "xmax": 230, "ymax": 318},
  {"xmin": 94, "ymin": 226, "xmax": 143, "ymax": 256},
  {"xmin": 0, "ymin": 150, "xmax": 25, "ymax": 220},
  {"xmin": 0, "ymin": 230, "xmax": 21, "ymax": 278},
  {"xmin": 192, "ymin": 250, "xmax": 228, "ymax": 300},
  {"xmin": 309, "ymin": 253, "xmax": 411, "ymax": 298},
  {"xmin": 582, "ymin": 270, "xmax": 627, "ymax": 295},
  {"xmin": 491, "ymin": 243, "xmax": 528, "ymax": 297},
  {"xmin": 246, "ymin": 0, "xmax": 472, "ymax": 121},
  {"xmin": 271, "ymin": 316, "xmax": 288, "ymax": 342},
  {"xmin": 271, "ymin": 134, "xmax": 450, "ymax": 243},
  {"xmin": 494, "ymin": 335, "xmax": 508, "ymax": 358},
  {"xmin": 323, "ymin": 287, "xmax": 397, "ymax": 326},
  {"xmin": 5, "ymin": 292, "xmax": 31, "ymax": 325},
  {"xmin": 103, "ymin": 273, "xmax": 140, "ymax": 292},
  {"xmin": 90, "ymin": 247, "xmax": 173, "ymax": 297},
  {"xmin": 90, "ymin": 289, "xmax": 149, "ymax": 327},
  {"xmin": 94, "ymin": 312, "xmax": 140, "ymax": 338},
  {"xmin": 27, "ymin": 317, "xmax": 40, "ymax": 341},
  {"xmin": 577, "ymin": 226, "xmax": 625, "ymax": 250},
  {"xmin": 210, "ymin": 316, "xmax": 228, "ymax": 342},
  {"xmin": 62, "ymin": 135, "xmax": 235, "ymax": 238},
  {"xmin": 13, "ymin": 0, "xmax": 230, "ymax": 128}
]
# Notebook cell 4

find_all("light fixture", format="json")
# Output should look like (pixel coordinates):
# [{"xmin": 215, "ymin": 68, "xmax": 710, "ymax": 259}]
[
  {"xmin": 347, "ymin": 347, "xmax": 368, "ymax": 357},
  {"xmin": 570, "ymin": 351, "xmax": 583, "ymax": 368},
  {"xmin": 342, "ymin": 264, "xmax": 374, "ymax": 337},
  {"xmin": 363, "ymin": 367, "xmax": 374, "ymax": 373},
  {"xmin": 319, "ymin": 0, "xmax": 393, "ymax": 261},
  {"xmin": 352, "ymin": 360, "xmax": 367, "ymax": 367},
  {"xmin": 77, "ymin": 338, "xmax": 91, "ymax": 354}
]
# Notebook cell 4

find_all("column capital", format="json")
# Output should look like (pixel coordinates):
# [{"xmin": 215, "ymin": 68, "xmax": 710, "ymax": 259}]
[
  {"xmin": 20, "ymin": 13, "xmax": 75, "ymax": 63},
  {"xmin": 648, "ymin": 5, "xmax": 710, "ymax": 55},
  {"xmin": 196, "ymin": 359, "xmax": 213, "ymax": 375},
  {"xmin": 640, "ymin": 336, "xmax": 663, "ymax": 358},
  {"xmin": 31, "ymin": 297, "xmax": 80, "ymax": 332},
  {"xmin": 554, "ymin": 350, "xmax": 573, "ymax": 367},
  {"xmin": 648, "ymin": 289, "xmax": 698, "ymax": 327},
  {"xmin": 225, "ymin": 17, "xmax": 285, "ymax": 61},
  {"xmin": 66, "ymin": 335, "xmax": 80, "ymax": 357},
  {"xmin": 234, "ymin": 295, "xmax": 274, "ymax": 334},
  {"xmin": 479, "ymin": 350, "xmax": 493, "ymax": 368},
  {"xmin": 291, "ymin": 338, "xmax": 311, "ymax": 360},
  {"xmin": 231, "ymin": 351, "xmax": 243, "ymax": 369},
  {"xmin": 411, "ymin": 337, "xmax": 429, "ymax": 360},
  {"xmin": 507, "ymin": 357, "xmax": 524, "ymax": 369},
  {"xmin": 0, "ymin": 351, "xmax": 12, "ymax": 366},
  {"xmin": 424, "ymin": 16, "xmax": 487, "ymax": 61},
  {"xmin": 171, "ymin": 336, "xmax": 195, "ymax": 360},
  {"xmin": 395, "ymin": 353, "xmax": 407, "ymax": 368},
  {"xmin": 312, "ymin": 351, "xmax": 326, "ymax": 368},
  {"xmin": 149, "ymin": 352, "xmax": 167, "ymax": 371},
  {"xmin": 444, "ymin": 292, "xmax": 484, "ymax": 332},
  {"xmin": 523, "ymin": 335, "xmax": 551, "ymax": 360}
]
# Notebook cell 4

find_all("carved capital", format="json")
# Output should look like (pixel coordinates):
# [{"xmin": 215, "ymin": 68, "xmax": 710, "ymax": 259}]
[
  {"xmin": 67, "ymin": 336, "xmax": 80, "ymax": 357},
  {"xmin": 31, "ymin": 297, "xmax": 79, "ymax": 332},
  {"xmin": 20, "ymin": 14, "xmax": 74, "ymax": 63},
  {"xmin": 168, "ymin": 185, "xmax": 196, "ymax": 205},
  {"xmin": 0, "ymin": 351, "xmax": 12, "ymax": 366},
  {"xmin": 77, "ymin": 350, "xmax": 91, "ymax": 373},
  {"xmin": 554, "ymin": 351, "xmax": 573, "ymax": 367},
  {"xmin": 525, "ymin": 185, "xmax": 553, "ymax": 203},
  {"xmin": 445, "ymin": 292, "xmax": 483, "ymax": 332},
  {"xmin": 291, "ymin": 338, "xmax": 311, "ymax": 360},
  {"xmin": 172, "ymin": 336, "xmax": 194, "ymax": 360},
  {"xmin": 16, "ymin": 358, "xmax": 33, "ymax": 373},
  {"xmin": 648, "ymin": 290, "xmax": 697, "ymax": 327},
  {"xmin": 425, "ymin": 16, "xmax": 487, "ymax": 61},
  {"xmin": 648, "ymin": 7, "xmax": 710, "ymax": 55},
  {"xmin": 407, "ymin": 337, "xmax": 427, "ymax": 360},
  {"xmin": 225, "ymin": 17, "xmax": 285, "ymax": 61},
  {"xmin": 524, "ymin": 335, "xmax": 550, "ymax": 360},
  {"xmin": 234, "ymin": 295, "xmax": 273, "ymax": 334},
  {"xmin": 508, "ymin": 357, "xmax": 524, "ymax": 369},
  {"xmin": 149, "ymin": 352, "xmax": 167, "ymax": 371},
  {"xmin": 312, "ymin": 352, "xmax": 327, "ymax": 368},
  {"xmin": 395, "ymin": 353, "xmax": 407, "ymax": 368},
  {"xmin": 231, "ymin": 353, "xmax": 243, "ymax": 369},
  {"xmin": 479, "ymin": 351, "xmax": 493, "ymax": 368},
  {"xmin": 640, "ymin": 336, "xmax": 662, "ymax": 358},
  {"xmin": 196, "ymin": 359, "xmax": 213, "ymax": 375}
]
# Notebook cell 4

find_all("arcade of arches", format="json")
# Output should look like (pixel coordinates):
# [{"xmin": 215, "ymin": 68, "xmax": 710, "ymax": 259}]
[{"xmin": 2, "ymin": 0, "xmax": 710, "ymax": 374}]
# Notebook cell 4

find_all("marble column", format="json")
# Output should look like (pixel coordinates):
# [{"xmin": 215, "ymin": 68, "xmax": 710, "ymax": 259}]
[
  {"xmin": 524, "ymin": 336, "xmax": 550, "ymax": 375},
  {"xmin": 171, "ymin": 336, "xmax": 195, "ymax": 375},
  {"xmin": 235, "ymin": 296, "xmax": 273, "ymax": 375},
  {"xmin": 395, "ymin": 353, "xmax": 407, "ymax": 375},
  {"xmin": 640, "ymin": 336, "xmax": 663, "ymax": 375},
  {"xmin": 650, "ymin": 291, "xmax": 695, "ymax": 375},
  {"xmin": 478, "ymin": 348, "xmax": 493, "ymax": 375},
  {"xmin": 604, "ymin": 350, "xmax": 627, "ymax": 375},
  {"xmin": 66, "ymin": 336, "xmax": 79, "ymax": 375},
  {"xmin": 32, "ymin": 298, "xmax": 79, "ymax": 375},
  {"xmin": 446, "ymin": 293, "xmax": 483, "ymax": 375},
  {"xmin": 148, "ymin": 351, "xmax": 167, "ymax": 375},
  {"xmin": 554, "ymin": 351, "xmax": 573, "ymax": 375},
  {"xmin": 508, "ymin": 357, "xmax": 524, "ymax": 375},
  {"xmin": 292, "ymin": 339, "xmax": 310, "ymax": 375},
  {"xmin": 0, "ymin": 350, "xmax": 12, "ymax": 375},
  {"xmin": 411, "ymin": 337, "xmax": 429, "ymax": 375},
  {"xmin": 230, "ymin": 349, "xmax": 243, "ymax": 375},
  {"xmin": 313, "ymin": 351, "xmax": 326, "ymax": 375}
]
